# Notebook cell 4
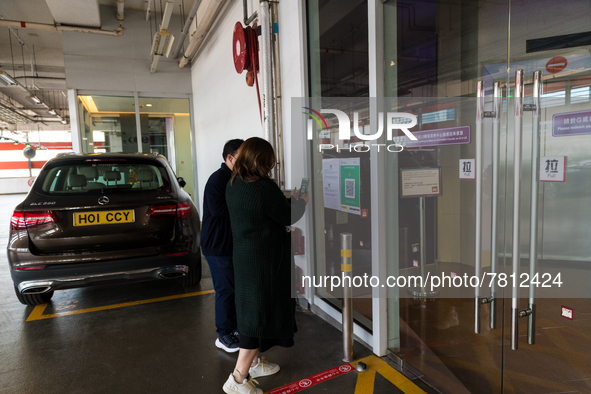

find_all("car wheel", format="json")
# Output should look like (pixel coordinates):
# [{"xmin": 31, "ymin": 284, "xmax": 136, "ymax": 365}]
[
  {"xmin": 14, "ymin": 286, "xmax": 54, "ymax": 306},
  {"xmin": 181, "ymin": 254, "xmax": 202, "ymax": 287}
]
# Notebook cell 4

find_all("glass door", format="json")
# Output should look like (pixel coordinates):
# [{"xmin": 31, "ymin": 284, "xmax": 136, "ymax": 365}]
[
  {"xmin": 381, "ymin": 0, "xmax": 512, "ymax": 392},
  {"xmin": 384, "ymin": 0, "xmax": 591, "ymax": 393},
  {"xmin": 499, "ymin": 1, "xmax": 591, "ymax": 391}
]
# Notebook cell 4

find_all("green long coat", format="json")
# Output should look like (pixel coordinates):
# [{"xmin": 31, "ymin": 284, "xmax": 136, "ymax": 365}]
[{"xmin": 226, "ymin": 177, "xmax": 306, "ymax": 339}]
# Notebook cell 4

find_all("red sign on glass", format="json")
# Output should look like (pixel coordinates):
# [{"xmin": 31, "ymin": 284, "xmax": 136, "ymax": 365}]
[{"xmin": 546, "ymin": 56, "xmax": 568, "ymax": 74}]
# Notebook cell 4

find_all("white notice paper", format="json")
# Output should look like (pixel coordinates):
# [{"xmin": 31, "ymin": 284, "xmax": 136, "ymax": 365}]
[
  {"xmin": 540, "ymin": 156, "xmax": 566, "ymax": 182},
  {"xmin": 401, "ymin": 168, "xmax": 442, "ymax": 197},
  {"xmin": 322, "ymin": 158, "xmax": 341, "ymax": 210},
  {"xmin": 459, "ymin": 159, "xmax": 476, "ymax": 180}
]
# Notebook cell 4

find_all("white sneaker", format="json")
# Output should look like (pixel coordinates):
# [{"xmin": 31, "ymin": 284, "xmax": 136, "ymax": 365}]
[
  {"xmin": 249, "ymin": 357, "xmax": 280, "ymax": 378},
  {"xmin": 222, "ymin": 374, "xmax": 262, "ymax": 394}
]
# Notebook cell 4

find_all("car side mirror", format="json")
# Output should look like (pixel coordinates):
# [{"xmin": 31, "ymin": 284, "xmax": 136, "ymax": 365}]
[{"xmin": 177, "ymin": 177, "xmax": 186, "ymax": 188}]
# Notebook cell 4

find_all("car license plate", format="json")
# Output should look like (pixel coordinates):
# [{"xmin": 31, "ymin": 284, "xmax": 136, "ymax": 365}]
[{"xmin": 74, "ymin": 210, "xmax": 135, "ymax": 226}]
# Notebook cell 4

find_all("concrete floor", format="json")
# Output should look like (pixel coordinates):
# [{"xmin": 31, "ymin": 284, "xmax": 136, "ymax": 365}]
[{"xmin": 0, "ymin": 193, "xmax": 433, "ymax": 394}]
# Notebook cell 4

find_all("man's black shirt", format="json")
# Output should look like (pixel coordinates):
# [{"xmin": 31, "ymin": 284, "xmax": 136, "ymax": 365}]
[{"xmin": 201, "ymin": 163, "xmax": 233, "ymax": 256}]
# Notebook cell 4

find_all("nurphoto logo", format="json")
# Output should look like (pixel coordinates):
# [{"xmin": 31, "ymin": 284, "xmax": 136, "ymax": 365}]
[{"xmin": 303, "ymin": 107, "xmax": 418, "ymax": 153}]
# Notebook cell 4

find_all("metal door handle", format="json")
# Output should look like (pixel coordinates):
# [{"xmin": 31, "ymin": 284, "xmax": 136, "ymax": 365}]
[
  {"xmin": 526, "ymin": 71, "xmax": 542, "ymax": 345},
  {"xmin": 511, "ymin": 70, "xmax": 542, "ymax": 350},
  {"xmin": 511, "ymin": 69, "xmax": 524, "ymax": 350},
  {"xmin": 475, "ymin": 81, "xmax": 484, "ymax": 334},
  {"xmin": 474, "ymin": 81, "xmax": 501, "ymax": 333},
  {"xmin": 474, "ymin": 81, "xmax": 500, "ymax": 334},
  {"xmin": 489, "ymin": 81, "xmax": 501, "ymax": 330}
]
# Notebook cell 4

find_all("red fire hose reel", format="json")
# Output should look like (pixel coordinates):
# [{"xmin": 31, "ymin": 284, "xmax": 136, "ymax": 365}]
[{"xmin": 233, "ymin": 21, "xmax": 262, "ymax": 121}]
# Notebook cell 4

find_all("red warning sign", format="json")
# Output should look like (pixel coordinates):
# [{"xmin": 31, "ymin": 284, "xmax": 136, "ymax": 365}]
[
  {"xmin": 268, "ymin": 364, "xmax": 354, "ymax": 394},
  {"xmin": 546, "ymin": 56, "xmax": 568, "ymax": 74}
]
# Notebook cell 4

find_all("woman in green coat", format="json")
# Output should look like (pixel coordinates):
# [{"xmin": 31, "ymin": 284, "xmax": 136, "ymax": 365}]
[{"xmin": 222, "ymin": 137, "xmax": 308, "ymax": 394}]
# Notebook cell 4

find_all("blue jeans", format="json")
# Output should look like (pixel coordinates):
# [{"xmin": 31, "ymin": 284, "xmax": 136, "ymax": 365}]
[{"xmin": 204, "ymin": 255, "xmax": 237, "ymax": 337}]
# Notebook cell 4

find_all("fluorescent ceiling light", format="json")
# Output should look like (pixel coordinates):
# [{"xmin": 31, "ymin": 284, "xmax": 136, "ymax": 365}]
[
  {"xmin": 0, "ymin": 70, "xmax": 17, "ymax": 86},
  {"xmin": 48, "ymin": 109, "xmax": 57, "ymax": 115},
  {"xmin": 27, "ymin": 95, "xmax": 42, "ymax": 104},
  {"xmin": 146, "ymin": 104, "xmax": 152, "ymax": 107},
  {"xmin": 151, "ymin": 31, "xmax": 175, "ymax": 58},
  {"xmin": 79, "ymin": 95, "xmax": 99, "ymax": 113}
]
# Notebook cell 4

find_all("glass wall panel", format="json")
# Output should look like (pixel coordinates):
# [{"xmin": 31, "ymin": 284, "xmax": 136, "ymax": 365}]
[
  {"xmin": 77, "ymin": 95, "xmax": 138, "ymax": 153},
  {"xmin": 381, "ymin": 1, "xmax": 591, "ymax": 393},
  {"xmin": 137, "ymin": 97, "xmax": 194, "ymax": 200},
  {"xmin": 382, "ymin": 0, "xmax": 510, "ymax": 392},
  {"xmin": 307, "ymin": 0, "xmax": 372, "ymax": 329},
  {"xmin": 308, "ymin": 0, "xmax": 591, "ymax": 392}
]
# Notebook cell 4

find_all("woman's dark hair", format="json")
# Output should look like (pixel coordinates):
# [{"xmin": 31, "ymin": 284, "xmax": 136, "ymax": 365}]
[{"xmin": 231, "ymin": 137, "xmax": 276, "ymax": 183}]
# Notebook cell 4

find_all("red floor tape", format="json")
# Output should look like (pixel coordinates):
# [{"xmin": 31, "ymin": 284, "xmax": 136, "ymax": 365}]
[{"xmin": 268, "ymin": 363, "xmax": 354, "ymax": 394}]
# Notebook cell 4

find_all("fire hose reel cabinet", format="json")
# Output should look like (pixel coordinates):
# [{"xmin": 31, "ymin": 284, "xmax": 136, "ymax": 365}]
[
  {"xmin": 233, "ymin": 21, "xmax": 248, "ymax": 74},
  {"xmin": 233, "ymin": 21, "xmax": 259, "ymax": 85}
]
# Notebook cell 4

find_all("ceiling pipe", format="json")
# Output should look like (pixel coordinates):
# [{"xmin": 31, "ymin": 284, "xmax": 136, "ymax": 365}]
[
  {"xmin": 171, "ymin": 0, "xmax": 203, "ymax": 59},
  {"xmin": 146, "ymin": 0, "xmax": 153, "ymax": 21},
  {"xmin": 0, "ymin": 19, "xmax": 124, "ymax": 36},
  {"xmin": 15, "ymin": 76, "xmax": 66, "ymax": 81},
  {"xmin": 0, "ymin": 102, "xmax": 36, "ymax": 124},
  {"xmin": 0, "ymin": 68, "xmax": 66, "ymax": 123},
  {"xmin": 271, "ymin": 0, "xmax": 284, "ymax": 189},
  {"xmin": 117, "ymin": 0, "xmax": 125, "ymax": 21},
  {"xmin": 178, "ymin": 0, "xmax": 228, "ymax": 69},
  {"xmin": 243, "ymin": 0, "xmax": 258, "ymax": 25},
  {"xmin": 260, "ymin": 0, "xmax": 275, "ymax": 153},
  {"xmin": 7, "ymin": 28, "xmax": 36, "ymax": 77}
]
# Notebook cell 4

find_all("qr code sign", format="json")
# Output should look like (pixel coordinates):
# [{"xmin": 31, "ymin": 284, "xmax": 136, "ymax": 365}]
[{"xmin": 345, "ymin": 179, "xmax": 355, "ymax": 198}]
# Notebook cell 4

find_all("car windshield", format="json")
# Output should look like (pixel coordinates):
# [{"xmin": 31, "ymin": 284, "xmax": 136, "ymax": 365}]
[{"xmin": 36, "ymin": 161, "xmax": 172, "ymax": 195}]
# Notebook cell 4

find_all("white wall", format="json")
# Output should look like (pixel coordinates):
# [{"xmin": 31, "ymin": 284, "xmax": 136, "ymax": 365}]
[
  {"xmin": 191, "ymin": 0, "xmax": 308, "ymax": 203},
  {"xmin": 275, "ymin": 0, "xmax": 310, "ymax": 289},
  {"xmin": 0, "ymin": 178, "xmax": 33, "ymax": 194},
  {"xmin": 191, "ymin": 0, "xmax": 263, "ymax": 211},
  {"xmin": 190, "ymin": 0, "xmax": 311, "ymax": 278}
]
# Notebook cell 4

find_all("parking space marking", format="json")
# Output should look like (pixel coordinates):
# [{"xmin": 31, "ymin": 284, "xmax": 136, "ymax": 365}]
[
  {"xmin": 351, "ymin": 355, "xmax": 426, "ymax": 394},
  {"xmin": 26, "ymin": 289, "xmax": 215, "ymax": 321}
]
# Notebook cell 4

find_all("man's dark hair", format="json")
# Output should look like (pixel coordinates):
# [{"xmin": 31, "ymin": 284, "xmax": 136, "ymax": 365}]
[{"xmin": 222, "ymin": 139, "xmax": 244, "ymax": 161}]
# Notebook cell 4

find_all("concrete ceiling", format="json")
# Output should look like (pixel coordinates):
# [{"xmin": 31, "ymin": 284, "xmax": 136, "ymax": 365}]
[
  {"xmin": 0, "ymin": 0, "xmax": 197, "ymax": 129},
  {"xmin": 98, "ymin": 0, "xmax": 198, "ymax": 16},
  {"xmin": 45, "ymin": 0, "xmax": 101, "ymax": 28}
]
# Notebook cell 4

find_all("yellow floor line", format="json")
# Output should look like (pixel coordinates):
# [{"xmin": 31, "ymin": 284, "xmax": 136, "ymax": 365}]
[
  {"xmin": 351, "ymin": 355, "xmax": 426, "ymax": 394},
  {"xmin": 26, "ymin": 289, "xmax": 215, "ymax": 321}
]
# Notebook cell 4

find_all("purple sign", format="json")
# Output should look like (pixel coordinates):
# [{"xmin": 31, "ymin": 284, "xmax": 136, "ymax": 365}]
[
  {"xmin": 553, "ymin": 110, "xmax": 591, "ymax": 137},
  {"xmin": 405, "ymin": 126, "xmax": 471, "ymax": 148}
]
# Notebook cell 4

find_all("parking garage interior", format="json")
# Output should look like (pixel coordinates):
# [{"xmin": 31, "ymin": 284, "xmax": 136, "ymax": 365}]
[{"xmin": 2, "ymin": 0, "xmax": 591, "ymax": 393}]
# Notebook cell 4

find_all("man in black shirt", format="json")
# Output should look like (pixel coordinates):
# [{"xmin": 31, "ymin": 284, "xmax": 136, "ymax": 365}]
[{"xmin": 201, "ymin": 139, "xmax": 244, "ymax": 353}]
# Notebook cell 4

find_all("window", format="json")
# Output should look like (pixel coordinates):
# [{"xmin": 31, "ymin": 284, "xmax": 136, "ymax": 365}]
[{"xmin": 38, "ymin": 161, "xmax": 171, "ymax": 195}]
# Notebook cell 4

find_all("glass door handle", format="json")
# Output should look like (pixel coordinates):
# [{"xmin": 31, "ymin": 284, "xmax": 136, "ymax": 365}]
[
  {"xmin": 489, "ymin": 81, "xmax": 502, "ymax": 330},
  {"xmin": 511, "ymin": 69, "xmax": 525, "ymax": 350},
  {"xmin": 475, "ymin": 81, "xmax": 484, "ymax": 334},
  {"xmin": 525, "ymin": 70, "xmax": 542, "ymax": 345},
  {"xmin": 511, "ymin": 70, "xmax": 542, "ymax": 350},
  {"xmin": 474, "ymin": 81, "xmax": 500, "ymax": 334}
]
